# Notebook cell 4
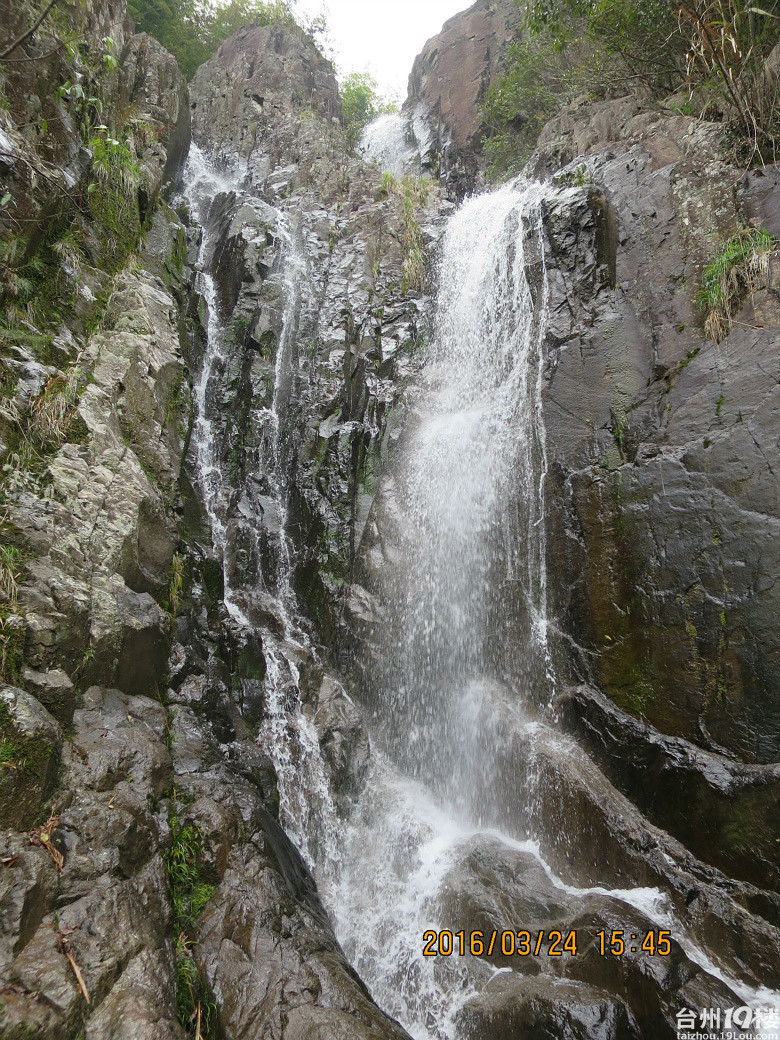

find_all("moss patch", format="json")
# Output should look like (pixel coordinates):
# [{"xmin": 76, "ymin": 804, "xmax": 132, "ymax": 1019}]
[{"xmin": 0, "ymin": 700, "xmax": 59, "ymax": 830}]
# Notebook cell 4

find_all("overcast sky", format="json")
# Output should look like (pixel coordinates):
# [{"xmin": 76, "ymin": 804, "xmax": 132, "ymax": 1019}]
[{"xmin": 293, "ymin": 0, "xmax": 470, "ymax": 102}]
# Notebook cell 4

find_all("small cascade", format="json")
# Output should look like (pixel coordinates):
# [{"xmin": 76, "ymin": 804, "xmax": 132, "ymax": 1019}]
[
  {"xmin": 179, "ymin": 144, "xmax": 339, "ymax": 870},
  {"xmin": 360, "ymin": 112, "xmax": 419, "ymax": 177},
  {"xmin": 180, "ymin": 144, "xmax": 247, "ymax": 621}
]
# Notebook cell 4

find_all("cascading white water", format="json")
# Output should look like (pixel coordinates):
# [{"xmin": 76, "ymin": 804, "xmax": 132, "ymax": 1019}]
[
  {"xmin": 180, "ymin": 145, "xmax": 338, "ymax": 869},
  {"xmin": 318, "ymin": 180, "xmax": 554, "ymax": 1040},
  {"xmin": 360, "ymin": 112, "xmax": 418, "ymax": 177},
  {"xmin": 180, "ymin": 144, "xmax": 247, "ymax": 621},
  {"xmin": 375, "ymin": 180, "xmax": 552, "ymax": 816}
]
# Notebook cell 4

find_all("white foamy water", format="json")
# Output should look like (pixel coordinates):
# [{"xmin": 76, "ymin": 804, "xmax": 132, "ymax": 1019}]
[
  {"xmin": 360, "ymin": 112, "xmax": 418, "ymax": 177},
  {"xmin": 180, "ymin": 148, "xmax": 779, "ymax": 1040}
]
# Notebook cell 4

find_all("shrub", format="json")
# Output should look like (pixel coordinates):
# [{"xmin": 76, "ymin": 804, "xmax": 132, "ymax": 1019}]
[
  {"xmin": 481, "ymin": 36, "xmax": 571, "ymax": 180},
  {"xmin": 523, "ymin": 0, "xmax": 780, "ymax": 158},
  {"xmin": 340, "ymin": 72, "xmax": 382, "ymax": 151},
  {"xmin": 698, "ymin": 227, "xmax": 776, "ymax": 340},
  {"xmin": 166, "ymin": 811, "xmax": 218, "ymax": 1036}
]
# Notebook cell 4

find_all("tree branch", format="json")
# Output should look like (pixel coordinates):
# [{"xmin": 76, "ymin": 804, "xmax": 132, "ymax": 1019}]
[{"xmin": 0, "ymin": 0, "xmax": 59, "ymax": 62}]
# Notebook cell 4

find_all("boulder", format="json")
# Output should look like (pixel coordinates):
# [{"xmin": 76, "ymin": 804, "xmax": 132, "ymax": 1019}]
[{"xmin": 0, "ymin": 686, "xmax": 61, "ymax": 830}]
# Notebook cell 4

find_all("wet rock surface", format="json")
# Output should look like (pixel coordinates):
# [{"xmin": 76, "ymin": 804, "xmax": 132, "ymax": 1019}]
[
  {"xmin": 533, "ymin": 100, "xmax": 780, "ymax": 771},
  {"xmin": 556, "ymin": 684, "xmax": 780, "ymax": 892},
  {"xmin": 0, "ymin": 686, "xmax": 182, "ymax": 1040},
  {"xmin": 404, "ymin": 0, "xmax": 522, "ymax": 196},
  {"xmin": 1, "ymin": 1, "xmax": 779, "ymax": 1037}
]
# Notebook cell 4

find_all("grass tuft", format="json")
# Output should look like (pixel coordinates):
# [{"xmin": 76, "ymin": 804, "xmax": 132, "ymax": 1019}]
[
  {"xmin": 698, "ymin": 227, "xmax": 776, "ymax": 341},
  {"xmin": 166, "ymin": 811, "xmax": 218, "ymax": 1038}
]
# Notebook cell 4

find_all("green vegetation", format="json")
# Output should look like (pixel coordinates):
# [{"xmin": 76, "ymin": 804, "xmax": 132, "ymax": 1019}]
[
  {"xmin": 698, "ymin": 227, "xmax": 776, "ymax": 340},
  {"xmin": 481, "ymin": 36, "xmax": 577, "ymax": 180},
  {"xmin": 0, "ymin": 545, "xmax": 21, "ymax": 606},
  {"xmin": 483, "ymin": 0, "xmax": 780, "ymax": 179},
  {"xmin": 382, "ymin": 173, "xmax": 430, "ymax": 291},
  {"xmin": 0, "ymin": 37, "xmax": 146, "ymax": 346},
  {"xmin": 167, "ymin": 552, "xmax": 185, "ymax": 618},
  {"xmin": 0, "ymin": 361, "xmax": 84, "ymax": 507},
  {"xmin": 127, "ymin": 0, "xmax": 326, "ymax": 79},
  {"xmin": 167, "ymin": 811, "xmax": 218, "ymax": 1037},
  {"xmin": 340, "ymin": 72, "xmax": 396, "ymax": 152}
]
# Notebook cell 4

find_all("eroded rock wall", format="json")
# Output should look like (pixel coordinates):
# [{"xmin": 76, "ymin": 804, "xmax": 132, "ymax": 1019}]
[
  {"xmin": 404, "ymin": 0, "xmax": 523, "ymax": 196},
  {"xmin": 0, "ymin": 6, "xmax": 415, "ymax": 1039},
  {"xmin": 529, "ymin": 100, "xmax": 780, "ymax": 890}
]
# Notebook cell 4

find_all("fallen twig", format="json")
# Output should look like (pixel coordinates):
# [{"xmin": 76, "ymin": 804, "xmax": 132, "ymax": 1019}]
[
  {"xmin": 28, "ymin": 811, "xmax": 64, "ymax": 872},
  {"xmin": 57, "ymin": 929, "xmax": 90, "ymax": 1004}
]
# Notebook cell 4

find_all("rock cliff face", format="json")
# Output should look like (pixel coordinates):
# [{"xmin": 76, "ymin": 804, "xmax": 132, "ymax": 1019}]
[
  {"xmin": 1, "ymin": 1, "xmax": 779, "ymax": 1038},
  {"xmin": 0, "ymin": 4, "xmax": 413, "ymax": 1039},
  {"xmin": 528, "ymin": 100, "xmax": 780, "ymax": 892},
  {"xmin": 404, "ymin": 0, "xmax": 522, "ymax": 195}
]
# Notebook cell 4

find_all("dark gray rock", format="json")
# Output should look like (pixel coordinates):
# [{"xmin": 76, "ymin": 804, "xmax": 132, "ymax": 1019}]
[
  {"xmin": 458, "ymin": 976, "xmax": 641, "ymax": 1040},
  {"xmin": 119, "ymin": 32, "xmax": 191, "ymax": 189},
  {"xmin": 556, "ymin": 684, "xmax": 780, "ymax": 891},
  {"xmin": 0, "ymin": 686, "xmax": 61, "ymax": 831},
  {"xmin": 165, "ymin": 699, "xmax": 412, "ymax": 1040},
  {"xmin": 521, "ymin": 105, "xmax": 780, "ymax": 773},
  {"xmin": 20, "ymin": 667, "xmax": 76, "ymax": 728},
  {"xmin": 0, "ymin": 687, "xmax": 182, "ymax": 1040},
  {"xmin": 440, "ymin": 834, "xmax": 744, "ymax": 1038}
]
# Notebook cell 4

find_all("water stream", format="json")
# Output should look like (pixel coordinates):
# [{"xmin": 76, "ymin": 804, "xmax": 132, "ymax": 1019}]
[
  {"xmin": 180, "ymin": 146, "xmax": 779, "ymax": 1040},
  {"xmin": 360, "ymin": 112, "xmax": 419, "ymax": 178}
]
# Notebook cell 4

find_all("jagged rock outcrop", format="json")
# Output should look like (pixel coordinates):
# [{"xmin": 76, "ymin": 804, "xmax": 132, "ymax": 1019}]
[
  {"xmin": 0, "ymin": 2, "xmax": 189, "ymax": 272},
  {"xmin": 9, "ymin": 270, "xmax": 190, "ymax": 696},
  {"xmin": 3, "ymin": 1, "xmax": 780, "ymax": 1037},
  {"xmin": 511, "ymin": 101, "xmax": 780, "ymax": 885},
  {"xmin": 189, "ymin": 23, "xmax": 340, "ymax": 158},
  {"xmin": 186, "ymin": 23, "xmax": 444, "ymax": 652},
  {"xmin": 404, "ymin": 0, "xmax": 523, "ymax": 195}
]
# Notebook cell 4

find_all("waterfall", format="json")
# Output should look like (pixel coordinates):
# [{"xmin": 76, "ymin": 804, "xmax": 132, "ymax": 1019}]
[
  {"xmin": 360, "ymin": 112, "xmax": 418, "ymax": 177},
  {"xmin": 320, "ymin": 180, "xmax": 555, "ymax": 1040},
  {"xmin": 180, "ymin": 144, "xmax": 247, "ymax": 621},
  {"xmin": 378, "ymin": 181, "xmax": 553, "ymax": 813},
  {"xmin": 317, "ymin": 179, "xmax": 779, "ymax": 1039},
  {"xmin": 179, "ymin": 144, "xmax": 338, "ymax": 869},
  {"xmin": 180, "ymin": 149, "xmax": 778, "ymax": 1040}
]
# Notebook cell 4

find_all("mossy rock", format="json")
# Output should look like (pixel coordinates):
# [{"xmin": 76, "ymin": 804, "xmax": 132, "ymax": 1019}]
[
  {"xmin": 0, "ymin": 612, "xmax": 26, "ymax": 687},
  {"xmin": 0, "ymin": 687, "xmax": 62, "ymax": 830}
]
